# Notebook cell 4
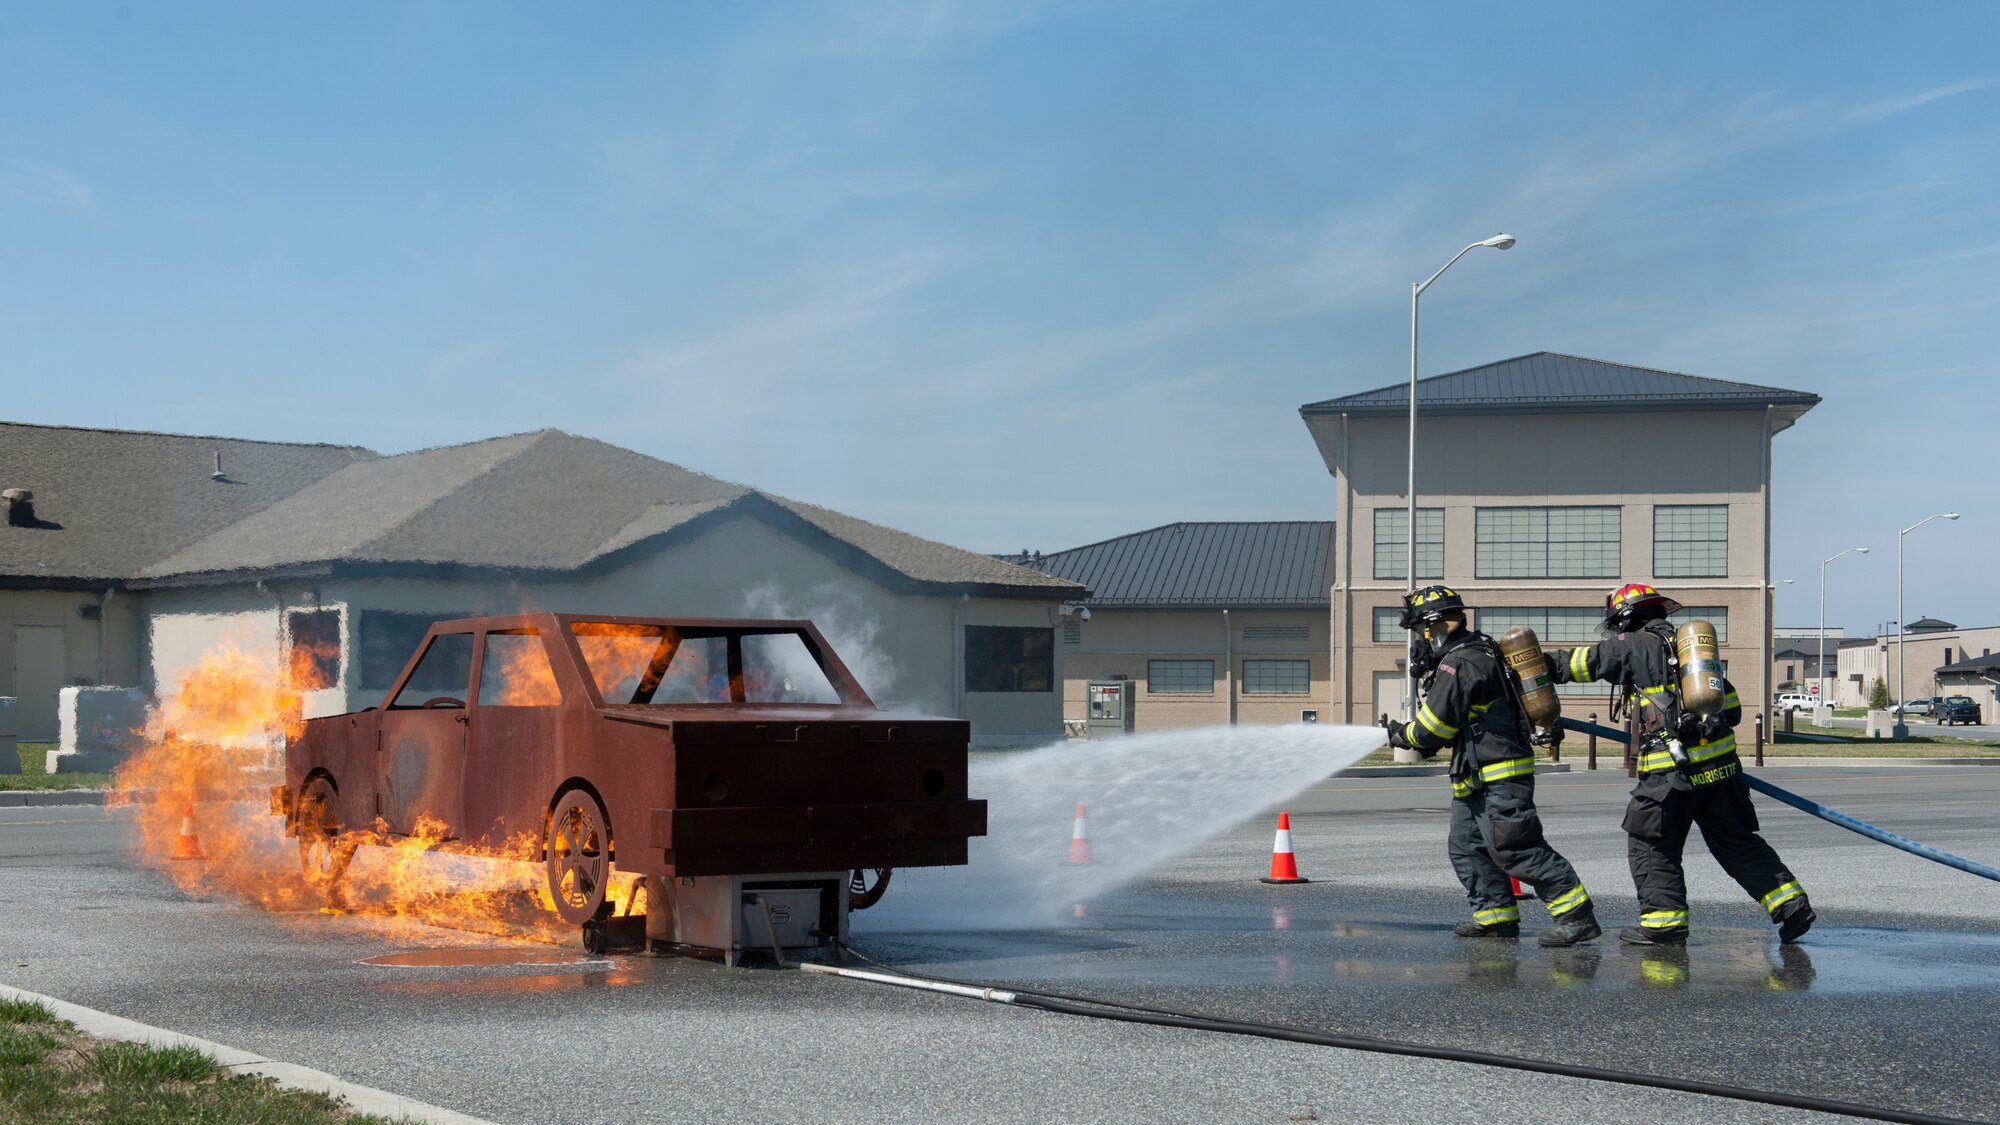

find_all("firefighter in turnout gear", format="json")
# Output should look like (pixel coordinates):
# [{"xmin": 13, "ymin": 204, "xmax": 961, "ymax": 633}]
[
  {"xmin": 1546, "ymin": 583, "xmax": 1816, "ymax": 945},
  {"xmin": 1387, "ymin": 586, "xmax": 1601, "ymax": 946}
]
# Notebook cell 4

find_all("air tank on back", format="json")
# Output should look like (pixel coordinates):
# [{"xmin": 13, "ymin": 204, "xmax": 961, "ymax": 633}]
[
  {"xmin": 1498, "ymin": 626, "xmax": 1562, "ymax": 731},
  {"xmin": 1673, "ymin": 619, "xmax": 1726, "ymax": 716}
]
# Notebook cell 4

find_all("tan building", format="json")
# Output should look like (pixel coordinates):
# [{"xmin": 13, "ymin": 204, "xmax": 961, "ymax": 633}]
[
  {"xmin": 1299, "ymin": 352, "xmax": 1818, "ymax": 733},
  {"xmin": 2, "ymin": 424, "xmax": 1080, "ymax": 752},
  {"xmin": 1005, "ymin": 522, "xmax": 1335, "ymax": 733},
  {"xmin": 1833, "ymin": 620, "xmax": 2000, "ymax": 708}
]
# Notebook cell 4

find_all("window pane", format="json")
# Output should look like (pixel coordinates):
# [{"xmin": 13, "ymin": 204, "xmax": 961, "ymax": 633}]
[
  {"xmin": 480, "ymin": 632, "xmax": 560, "ymax": 706},
  {"xmin": 359, "ymin": 610, "xmax": 472, "ymax": 691},
  {"xmin": 1476, "ymin": 607, "xmax": 1607, "ymax": 697},
  {"xmin": 570, "ymin": 623, "xmax": 670, "ymax": 703},
  {"xmin": 1666, "ymin": 606, "xmax": 1730, "ymax": 645},
  {"xmin": 1148, "ymin": 659, "xmax": 1215, "ymax": 694},
  {"xmin": 1373, "ymin": 508, "xmax": 1444, "ymax": 580},
  {"xmin": 1654, "ymin": 505, "xmax": 1728, "ymax": 577},
  {"xmin": 742, "ymin": 633, "xmax": 841, "ymax": 704},
  {"xmin": 965, "ymin": 626, "xmax": 1054, "ymax": 693},
  {"xmin": 286, "ymin": 609, "xmax": 341, "ymax": 691},
  {"xmin": 1372, "ymin": 607, "xmax": 1404, "ymax": 643},
  {"xmin": 389, "ymin": 633, "xmax": 474, "ymax": 707},
  {"xmin": 1476, "ymin": 506, "xmax": 1619, "ymax": 578},
  {"xmin": 647, "ymin": 636, "xmax": 731, "ymax": 704},
  {"xmin": 1243, "ymin": 659, "xmax": 1310, "ymax": 694}
]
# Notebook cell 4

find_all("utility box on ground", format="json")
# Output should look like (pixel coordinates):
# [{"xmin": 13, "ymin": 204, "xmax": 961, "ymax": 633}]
[
  {"xmin": 0, "ymin": 697, "xmax": 17, "ymax": 774},
  {"xmin": 1086, "ymin": 679, "xmax": 1134, "ymax": 738},
  {"xmin": 47, "ymin": 687, "xmax": 149, "ymax": 774}
]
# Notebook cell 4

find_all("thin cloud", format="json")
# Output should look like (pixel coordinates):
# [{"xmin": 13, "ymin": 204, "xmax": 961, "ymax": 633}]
[
  {"xmin": 1849, "ymin": 77, "xmax": 2000, "ymax": 125},
  {"xmin": 0, "ymin": 160, "xmax": 98, "ymax": 216}
]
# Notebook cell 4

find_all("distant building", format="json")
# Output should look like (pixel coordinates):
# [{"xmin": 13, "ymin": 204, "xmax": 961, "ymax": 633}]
[
  {"xmin": 1299, "ymin": 352, "xmax": 1818, "ymax": 730},
  {"xmin": 1935, "ymin": 652, "xmax": 2000, "ymax": 720},
  {"xmin": 1003, "ymin": 522, "xmax": 1334, "ymax": 732},
  {"xmin": 2, "ymin": 423, "xmax": 1080, "ymax": 750},
  {"xmin": 1834, "ymin": 621, "xmax": 2000, "ymax": 707}
]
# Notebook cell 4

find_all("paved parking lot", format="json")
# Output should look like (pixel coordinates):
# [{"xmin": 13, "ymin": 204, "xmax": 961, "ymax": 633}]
[{"xmin": 3, "ymin": 763, "xmax": 1996, "ymax": 1124}]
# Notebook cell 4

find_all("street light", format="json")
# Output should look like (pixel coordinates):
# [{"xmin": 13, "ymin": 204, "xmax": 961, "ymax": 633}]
[
  {"xmin": 1819, "ymin": 547, "xmax": 1868, "ymax": 713},
  {"xmin": 1896, "ymin": 512, "xmax": 1960, "ymax": 732},
  {"xmin": 1401, "ymin": 234, "xmax": 1514, "ymax": 754}
]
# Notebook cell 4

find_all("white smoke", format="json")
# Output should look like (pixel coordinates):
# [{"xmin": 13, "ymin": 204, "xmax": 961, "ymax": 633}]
[{"xmin": 740, "ymin": 582, "xmax": 931, "ymax": 711}]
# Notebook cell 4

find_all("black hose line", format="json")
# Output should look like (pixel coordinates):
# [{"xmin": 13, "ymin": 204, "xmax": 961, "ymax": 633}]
[{"xmin": 830, "ymin": 942, "xmax": 1981, "ymax": 1125}]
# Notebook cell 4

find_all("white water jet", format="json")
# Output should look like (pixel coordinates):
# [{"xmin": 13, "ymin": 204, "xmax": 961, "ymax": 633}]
[{"xmin": 858, "ymin": 723, "xmax": 1384, "ymax": 932}]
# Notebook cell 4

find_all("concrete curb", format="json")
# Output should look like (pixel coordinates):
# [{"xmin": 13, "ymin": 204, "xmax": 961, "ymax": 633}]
[
  {"xmin": 1336, "ymin": 763, "xmax": 1574, "ymax": 779},
  {"xmin": 0, "ymin": 983, "xmax": 496, "ymax": 1125},
  {"xmin": 0, "ymin": 789, "xmax": 108, "ymax": 807},
  {"xmin": 1748, "ymin": 757, "xmax": 2000, "ymax": 768}
]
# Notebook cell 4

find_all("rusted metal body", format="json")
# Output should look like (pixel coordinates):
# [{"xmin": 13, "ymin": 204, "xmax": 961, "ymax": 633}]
[{"xmin": 276, "ymin": 613, "xmax": 985, "ymax": 954}]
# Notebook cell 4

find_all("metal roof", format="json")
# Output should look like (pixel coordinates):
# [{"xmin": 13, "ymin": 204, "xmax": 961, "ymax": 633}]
[
  {"xmin": 1020, "ymin": 522, "xmax": 1334, "ymax": 607},
  {"xmin": 1299, "ymin": 352, "xmax": 1820, "ymax": 430}
]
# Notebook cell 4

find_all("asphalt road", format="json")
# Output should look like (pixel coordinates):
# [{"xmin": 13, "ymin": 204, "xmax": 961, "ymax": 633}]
[{"xmin": 3, "ymin": 764, "xmax": 1997, "ymax": 1124}]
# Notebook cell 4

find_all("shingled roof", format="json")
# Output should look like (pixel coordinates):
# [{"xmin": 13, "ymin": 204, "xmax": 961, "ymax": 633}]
[
  {"xmin": 1300, "ymin": 352, "xmax": 1820, "ymax": 432},
  {"xmin": 1015, "ymin": 522, "xmax": 1334, "ymax": 608},
  {"xmin": 0, "ymin": 421, "xmax": 378, "ymax": 585},
  {"xmin": 132, "ymin": 429, "xmax": 1076, "ymax": 598}
]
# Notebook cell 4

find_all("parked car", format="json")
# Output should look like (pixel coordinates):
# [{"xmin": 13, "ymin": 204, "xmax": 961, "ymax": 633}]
[
  {"xmin": 1894, "ymin": 697, "xmax": 1934, "ymax": 717},
  {"xmin": 1936, "ymin": 696, "xmax": 1983, "ymax": 725},
  {"xmin": 275, "ymin": 613, "xmax": 987, "ymax": 940},
  {"xmin": 1774, "ymin": 693, "xmax": 1823, "ymax": 713}
]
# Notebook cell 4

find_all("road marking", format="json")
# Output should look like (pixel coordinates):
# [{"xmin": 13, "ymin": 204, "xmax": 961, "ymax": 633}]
[{"xmin": 0, "ymin": 818, "xmax": 105, "ymax": 827}]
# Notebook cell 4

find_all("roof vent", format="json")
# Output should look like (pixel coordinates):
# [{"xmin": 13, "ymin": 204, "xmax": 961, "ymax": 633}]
[
  {"xmin": 3, "ymin": 488, "xmax": 35, "ymax": 527},
  {"xmin": 211, "ymin": 451, "xmax": 226, "ymax": 481}
]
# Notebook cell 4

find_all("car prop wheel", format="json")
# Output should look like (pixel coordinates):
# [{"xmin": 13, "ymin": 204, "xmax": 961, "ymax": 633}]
[
  {"xmin": 849, "ymin": 866, "xmax": 892, "ymax": 910},
  {"xmin": 547, "ymin": 790, "xmax": 612, "ymax": 925},
  {"xmin": 297, "ymin": 777, "xmax": 356, "ymax": 905}
]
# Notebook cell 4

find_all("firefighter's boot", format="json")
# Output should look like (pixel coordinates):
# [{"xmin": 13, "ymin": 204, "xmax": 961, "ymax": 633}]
[
  {"xmin": 1618, "ymin": 924, "xmax": 1688, "ymax": 946},
  {"xmin": 1453, "ymin": 912, "xmax": 1520, "ymax": 938},
  {"xmin": 1537, "ymin": 905, "xmax": 1601, "ymax": 947},
  {"xmin": 1777, "ymin": 902, "xmax": 1816, "ymax": 944}
]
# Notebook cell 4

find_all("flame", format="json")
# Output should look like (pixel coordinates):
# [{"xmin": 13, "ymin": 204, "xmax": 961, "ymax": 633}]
[
  {"xmin": 480, "ymin": 632, "xmax": 561, "ymax": 706},
  {"xmin": 112, "ymin": 631, "xmax": 636, "ymax": 945}
]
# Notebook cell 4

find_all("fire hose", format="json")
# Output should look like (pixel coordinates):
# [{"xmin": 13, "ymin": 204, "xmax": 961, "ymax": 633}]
[
  {"xmin": 1555, "ymin": 717, "xmax": 2000, "ymax": 883},
  {"xmin": 801, "ymin": 945, "xmax": 1978, "ymax": 1125}
]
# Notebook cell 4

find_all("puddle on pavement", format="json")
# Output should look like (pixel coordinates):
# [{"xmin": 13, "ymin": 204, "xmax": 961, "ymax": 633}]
[{"xmin": 361, "ymin": 948, "xmax": 612, "ymax": 969}]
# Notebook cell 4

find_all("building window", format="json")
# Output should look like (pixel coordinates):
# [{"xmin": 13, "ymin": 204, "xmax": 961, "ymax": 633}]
[
  {"xmin": 1372, "ymin": 607, "xmax": 1405, "ymax": 643},
  {"xmin": 359, "ymin": 610, "xmax": 472, "ymax": 692},
  {"xmin": 1148, "ymin": 659, "xmax": 1215, "ymax": 694},
  {"xmin": 1374, "ymin": 508, "xmax": 1444, "ymax": 580},
  {"xmin": 1243, "ymin": 659, "xmax": 1310, "ymax": 694},
  {"xmin": 1654, "ymin": 505, "xmax": 1728, "ymax": 577},
  {"xmin": 1665, "ymin": 606, "xmax": 1730, "ymax": 644},
  {"xmin": 1475, "ymin": 607, "xmax": 1605, "ymax": 697},
  {"xmin": 285, "ymin": 609, "xmax": 341, "ymax": 691},
  {"xmin": 1476, "ymin": 506, "xmax": 1620, "ymax": 578},
  {"xmin": 388, "ymin": 633, "xmax": 476, "ymax": 707},
  {"xmin": 1244, "ymin": 624, "xmax": 1311, "ymax": 642},
  {"xmin": 964, "ymin": 626, "xmax": 1053, "ymax": 692}
]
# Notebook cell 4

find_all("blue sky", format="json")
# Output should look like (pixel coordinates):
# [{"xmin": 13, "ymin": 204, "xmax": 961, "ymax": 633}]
[{"xmin": 3, "ymin": 1, "xmax": 1995, "ymax": 632}]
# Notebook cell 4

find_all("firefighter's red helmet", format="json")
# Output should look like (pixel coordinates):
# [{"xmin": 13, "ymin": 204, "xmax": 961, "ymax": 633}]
[{"xmin": 1602, "ymin": 583, "xmax": 1681, "ymax": 632}]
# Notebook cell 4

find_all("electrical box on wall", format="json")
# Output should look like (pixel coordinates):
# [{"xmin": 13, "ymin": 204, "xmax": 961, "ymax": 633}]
[{"xmin": 1086, "ymin": 679, "xmax": 1134, "ymax": 737}]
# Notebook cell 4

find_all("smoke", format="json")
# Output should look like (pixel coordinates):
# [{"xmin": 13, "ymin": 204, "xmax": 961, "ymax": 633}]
[{"xmin": 741, "ymin": 582, "xmax": 937, "ymax": 711}]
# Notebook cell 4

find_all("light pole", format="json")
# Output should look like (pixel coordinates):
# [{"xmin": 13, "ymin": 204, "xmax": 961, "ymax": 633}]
[
  {"xmin": 1818, "ymin": 547, "xmax": 1867, "ymax": 715},
  {"xmin": 1896, "ymin": 512, "xmax": 1960, "ymax": 735},
  {"xmin": 1401, "ymin": 234, "xmax": 1513, "ymax": 757}
]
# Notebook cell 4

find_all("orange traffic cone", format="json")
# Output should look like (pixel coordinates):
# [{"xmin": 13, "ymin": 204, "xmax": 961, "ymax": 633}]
[
  {"xmin": 171, "ymin": 803, "xmax": 205, "ymax": 861},
  {"xmin": 1510, "ymin": 876, "xmax": 1535, "ymax": 900},
  {"xmin": 1259, "ymin": 812, "xmax": 1310, "ymax": 884},
  {"xmin": 1068, "ymin": 803, "xmax": 1092, "ymax": 865}
]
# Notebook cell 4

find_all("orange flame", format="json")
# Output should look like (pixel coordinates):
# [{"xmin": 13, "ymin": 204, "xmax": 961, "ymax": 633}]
[{"xmin": 113, "ymin": 632, "xmax": 635, "ymax": 945}]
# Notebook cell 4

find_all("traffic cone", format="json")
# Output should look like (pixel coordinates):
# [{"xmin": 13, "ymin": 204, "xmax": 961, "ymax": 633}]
[
  {"xmin": 1259, "ymin": 812, "xmax": 1309, "ymax": 884},
  {"xmin": 1511, "ymin": 876, "xmax": 1535, "ymax": 900},
  {"xmin": 171, "ymin": 803, "xmax": 205, "ymax": 861},
  {"xmin": 1068, "ymin": 804, "xmax": 1092, "ymax": 865}
]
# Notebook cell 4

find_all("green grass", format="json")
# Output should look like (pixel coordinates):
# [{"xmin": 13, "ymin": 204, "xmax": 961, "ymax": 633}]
[
  {"xmin": 0, "ymin": 744, "xmax": 111, "ymax": 791},
  {"xmin": 0, "ymin": 998, "xmax": 410, "ymax": 1124}
]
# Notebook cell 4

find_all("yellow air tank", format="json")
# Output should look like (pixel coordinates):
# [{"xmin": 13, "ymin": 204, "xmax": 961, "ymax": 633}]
[
  {"xmin": 1674, "ymin": 619, "xmax": 1726, "ymax": 717},
  {"xmin": 1498, "ymin": 626, "xmax": 1562, "ymax": 731}
]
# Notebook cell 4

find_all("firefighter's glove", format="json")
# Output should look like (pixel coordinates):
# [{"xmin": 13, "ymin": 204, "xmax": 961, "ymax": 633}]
[
  {"xmin": 1699, "ymin": 713, "xmax": 1731, "ymax": 744},
  {"xmin": 1673, "ymin": 712, "xmax": 1702, "ymax": 744},
  {"xmin": 1387, "ymin": 722, "xmax": 1415, "ymax": 752}
]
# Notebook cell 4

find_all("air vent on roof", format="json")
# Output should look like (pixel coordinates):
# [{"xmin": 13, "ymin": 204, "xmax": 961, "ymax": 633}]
[
  {"xmin": 212, "ymin": 451, "xmax": 226, "ymax": 481},
  {"xmin": 2, "ymin": 489, "xmax": 35, "ymax": 527}
]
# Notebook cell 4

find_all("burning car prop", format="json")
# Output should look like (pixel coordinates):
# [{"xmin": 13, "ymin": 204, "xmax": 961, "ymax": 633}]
[{"xmin": 272, "ymin": 614, "xmax": 986, "ymax": 962}]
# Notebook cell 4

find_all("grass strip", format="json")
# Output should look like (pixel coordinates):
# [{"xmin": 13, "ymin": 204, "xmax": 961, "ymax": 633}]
[
  {"xmin": 1, "ymin": 744, "xmax": 111, "ymax": 791},
  {"xmin": 0, "ymin": 997, "xmax": 410, "ymax": 1124}
]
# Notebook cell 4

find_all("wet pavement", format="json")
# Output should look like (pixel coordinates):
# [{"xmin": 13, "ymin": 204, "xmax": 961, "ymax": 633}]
[{"xmin": 3, "ymin": 764, "xmax": 1997, "ymax": 1123}]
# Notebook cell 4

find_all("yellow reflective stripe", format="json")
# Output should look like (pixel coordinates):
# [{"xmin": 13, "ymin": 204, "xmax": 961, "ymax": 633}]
[
  {"xmin": 1469, "ymin": 700, "xmax": 1495, "ymax": 715},
  {"xmin": 1474, "ymin": 905, "xmax": 1520, "ymax": 924},
  {"xmin": 1686, "ymin": 736, "xmax": 1736, "ymax": 763},
  {"xmin": 1479, "ymin": 757, "xmax": 1535, "ymax": 783},
  {"xmin": 1451, "ymin": 778, "xmax": 1475, "ymax": 798},
  {"xmin": 1568, "ymin": 647, "xmax": 1592, "ymax": 681},
  {"xmin": 1417, "ymin": 703, "xmax": 1458, "ymax": 740},
  {"xmin": 1642, "ymin": 685, "xmax": 1670, "ymax": 693},
  {"xmin": 1641, "ymin": 910, "xmax": 1689, "ymax": 928},
  {"xmin": 1544, "ymin": 886, "xmax": 1590, "ymax": 916},
  {"xmin": 1722, "ymin": 691, "xmax": 1741, "ymax": 708},
  {"xmin": 1637, "ymin": 751, "xmax": 1676, "ymax": 772},
  {"xmin": 1761, "ymin": 881, "xmax": 1805, "ymax": 915}
]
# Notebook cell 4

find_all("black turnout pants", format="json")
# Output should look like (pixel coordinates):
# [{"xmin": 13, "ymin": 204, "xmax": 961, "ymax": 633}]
[
  {"xmin": 1621, "ymin": 773, "xmax": 1802, "ymax": 925},
  {"xmin": 1448, "ymin": 778, "xmax": 1587, "ymax": 918}
]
